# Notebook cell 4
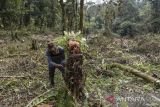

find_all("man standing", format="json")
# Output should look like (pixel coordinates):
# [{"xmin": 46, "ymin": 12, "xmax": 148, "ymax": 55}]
[{"xmin": 46, "ymin": 42, "xmax": 65, "ymax": 86}]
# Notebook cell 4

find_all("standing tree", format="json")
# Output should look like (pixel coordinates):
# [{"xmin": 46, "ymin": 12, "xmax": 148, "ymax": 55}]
[
  {"xmin": 80, "ymin": 0, "xmax": 84, "ymax": 32},
  {"xmin": 149, "ymin": 0, "xmax": 160, "ymax": 33},
  {"xmin": 60, "ymin": 0, "xmax": 66, "ymax": 33},
  {"xmin": 50, "ymin": 0, "xmax": 56, "ymax": 29},
  {"xmin": 103, "ymin": 0, "xmax": 122, "ymax": 36},
  {"xmin": 66, "ymin": 0, "xmax": 77, "ymax": 31},
  {"xmin": 60, "ymin": 0, "xmax": 82, "ymax": 33}
]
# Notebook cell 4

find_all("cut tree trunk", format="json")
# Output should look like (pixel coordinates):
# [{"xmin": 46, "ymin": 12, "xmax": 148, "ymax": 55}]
[
  {"xmin": 65, "ymin": 53, "xmax": 85, "ymax": 102},
  {"xmin": 106, "ymin": 63, "xmax": 160, "ymax": 86}
]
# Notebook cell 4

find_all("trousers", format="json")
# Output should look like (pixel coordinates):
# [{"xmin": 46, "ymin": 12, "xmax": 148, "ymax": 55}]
[{"xmin": 48, "ymin": 61, "xmax": 65, "ymax": 85}]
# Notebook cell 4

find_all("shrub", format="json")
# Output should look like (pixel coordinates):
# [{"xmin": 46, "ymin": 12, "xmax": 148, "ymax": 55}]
[{"xmin": 119, "ymin": 21, "xmax": 137, "ymax": 37}]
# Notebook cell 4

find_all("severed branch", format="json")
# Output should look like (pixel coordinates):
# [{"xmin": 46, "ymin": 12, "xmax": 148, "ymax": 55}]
[
  {"xmin": 106, "ymin": 63, "xmax": 160, "ymax": 86},
  {"xmin": 1, "ymin": 54, "xmax": 28, "ymax": 58},
  {"xmin": 0, "ymin": 76, "xmax": 31, "ymax": 79}
]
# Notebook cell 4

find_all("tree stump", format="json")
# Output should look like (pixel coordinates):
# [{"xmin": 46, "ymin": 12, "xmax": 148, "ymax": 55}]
[
  {"xmin": 31, "ymin": 39, "xmax": 38, "ymax": 50},
  {"xmin": 65, "ymin": 41, "xmax": 85, "ymax": 101},
  {"xmin": 65, "ymin": 53, "xmax": 85, "ymax": 102}
]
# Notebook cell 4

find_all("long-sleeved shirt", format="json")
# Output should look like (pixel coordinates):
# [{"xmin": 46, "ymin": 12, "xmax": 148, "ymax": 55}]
[{"xmin": 46, "ymin": 46, "xmax": 65, "ymax": 68}]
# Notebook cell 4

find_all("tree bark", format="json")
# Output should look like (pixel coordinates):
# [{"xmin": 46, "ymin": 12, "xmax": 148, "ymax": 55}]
[
  {"xmin": 79, "ymin": 0, "xmax": 84, "ymax": 33},
  {"xmin": 75, "ymin": 0, "xmax": 78, "ymax": 31},
  {"xmin": 60, "ymin": 0, "xmax": 66, "ymax": 34},
  {"xmin": 51, "ymin": 0, "xmax": 56, "ymax": 29}
]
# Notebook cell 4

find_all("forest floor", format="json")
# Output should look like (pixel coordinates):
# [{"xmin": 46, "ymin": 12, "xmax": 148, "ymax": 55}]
[{"xmin": 0, "ymin": 34, "xmax": 160, "ymax": 107}]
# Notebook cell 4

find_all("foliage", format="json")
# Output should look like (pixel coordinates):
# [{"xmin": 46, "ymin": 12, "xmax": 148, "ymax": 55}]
[
  {"xmin": 1, "ymin": 34, "xmax": 160, "ymax": 106},
  {"xmin": 138, "ymin": 1, "xmax": 151, "ymax": 18},
  {"xmin": 149, "ymin": 0, "xmax": 160, "ymax": 33},
  {"xmin": 0, "ymin": 0, "xmax": 61, "ymax": 34},
  {"xmin": 1, "ymin": 0, "xmax": 160, "ymax": 107},
  {"xmin": 54, "ymin": 31, "xmax": 88, "ymax": 54},
  {"xmin": 119, "ymin": 21, "xmax": 137, "ymax": 36}
]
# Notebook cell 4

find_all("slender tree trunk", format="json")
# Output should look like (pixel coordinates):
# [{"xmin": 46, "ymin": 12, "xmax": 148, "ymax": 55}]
[
  {"xmin": 79, "ymin": 0, "xmax": 84, "ymax": 33},
  {"xmin": 75, "ymin": 0, "xmax": 78, "ymax": 31},
  {"xmin": 19, "ymin": 0, "xmax": 23, "ymax": 28},
  {"xmin": 60, "ymin": 0, "xmax": 66, "ymax": 34},
  {"xmin": 51, "ymin": 0, "xmax": 56, "ymax": 30}
]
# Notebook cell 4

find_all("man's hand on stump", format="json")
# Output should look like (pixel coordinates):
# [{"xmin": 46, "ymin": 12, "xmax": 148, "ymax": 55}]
[{"xmin": 55, "ymin": 64, "xmax": 64, "ymax": 69}]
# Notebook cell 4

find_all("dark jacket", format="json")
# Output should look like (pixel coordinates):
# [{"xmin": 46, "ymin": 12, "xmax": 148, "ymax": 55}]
[{"xmin": 46, "ymin": 46, "xmax": 65, "ymax": 69}]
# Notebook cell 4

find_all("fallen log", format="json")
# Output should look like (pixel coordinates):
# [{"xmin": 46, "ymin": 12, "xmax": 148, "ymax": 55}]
[
  {"xmin": 7, "ymin": 54, "xmax": 28, "ymax": 58},
  {"xmin": 106, "ymin": 63, "xmax": 160, "ymax": 86}
]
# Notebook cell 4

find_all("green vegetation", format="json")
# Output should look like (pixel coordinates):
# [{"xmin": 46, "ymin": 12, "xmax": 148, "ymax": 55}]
[{"xmin": 0, "ymin": 0, "xmax": 160, "ymax": 107}]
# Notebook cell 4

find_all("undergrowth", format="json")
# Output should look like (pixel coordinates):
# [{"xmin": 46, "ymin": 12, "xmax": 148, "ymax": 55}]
[{"xmin": 0, "ymin": 34, "xmax": 160, "ymax": 107}]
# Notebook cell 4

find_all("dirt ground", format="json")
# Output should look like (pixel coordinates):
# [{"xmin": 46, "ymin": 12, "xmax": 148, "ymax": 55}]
[{"xmin": 0, "ymin": 34, "xmax": 160, "ymax": 107}]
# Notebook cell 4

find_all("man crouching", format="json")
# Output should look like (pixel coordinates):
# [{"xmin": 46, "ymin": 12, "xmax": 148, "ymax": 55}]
[{"xmin": 46, "ymin": 41, "xmax": 65, "ymax": 87}]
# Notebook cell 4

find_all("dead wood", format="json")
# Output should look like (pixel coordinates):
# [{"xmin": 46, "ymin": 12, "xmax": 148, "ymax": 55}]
[{"xmin": 106, "ymin": 63, "xmax": 160, "ymax": 85}]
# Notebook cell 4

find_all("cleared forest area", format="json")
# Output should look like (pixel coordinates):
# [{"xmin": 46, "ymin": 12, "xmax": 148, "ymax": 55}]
[{"xmin": 0, "ymin": 0, "xmax": 160, "ymax": 107}]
